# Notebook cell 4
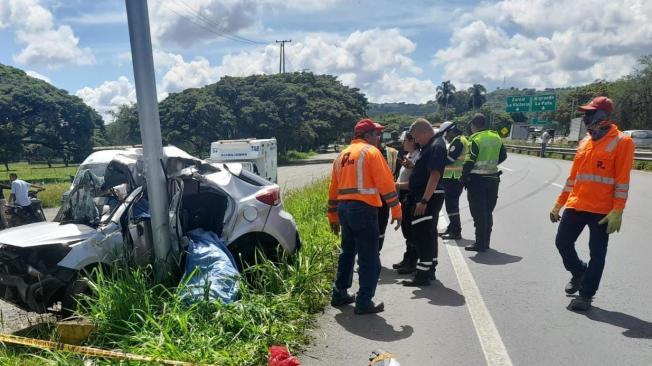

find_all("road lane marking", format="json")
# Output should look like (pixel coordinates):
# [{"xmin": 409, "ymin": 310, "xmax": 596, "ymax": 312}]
[
  {"xmin": 499, "ymin": 165, "xmax": 514, "ymax": 172},
  {"xmin": 545, "ymin": 181, "xmax": 564, "ymax": 189},
  {"xmin": 439, "ymin": 214, "xmax": 514, "ymax": 366}
]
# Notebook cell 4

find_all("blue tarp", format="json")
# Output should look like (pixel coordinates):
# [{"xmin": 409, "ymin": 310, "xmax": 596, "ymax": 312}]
[{"xmin": 181, "ymin": 228, "xmax": 239, "ymax": 304}]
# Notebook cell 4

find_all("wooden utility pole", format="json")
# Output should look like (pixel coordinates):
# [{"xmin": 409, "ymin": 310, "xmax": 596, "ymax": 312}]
[{"xmin": 276, "ymin": 40, "xmax": 291, "ymax": 73}]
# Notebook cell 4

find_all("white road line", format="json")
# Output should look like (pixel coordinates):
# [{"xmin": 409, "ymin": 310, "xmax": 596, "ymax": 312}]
[
  {"xmin": 544, "ymin": 181, "xmax": 564, "ymax": 189},
  {"xmin": 499, "ymin": 165, "xmax": 514, "ymax": 172},
  {"xmin": 439, "ymin": 214, "xmax": 514, "ymax": 366}
]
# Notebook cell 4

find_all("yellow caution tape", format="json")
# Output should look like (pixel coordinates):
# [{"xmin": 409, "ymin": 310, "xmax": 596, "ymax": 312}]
[{"xmin": 0, "ymin": 333, "xmax": 212, "ymax": 365}]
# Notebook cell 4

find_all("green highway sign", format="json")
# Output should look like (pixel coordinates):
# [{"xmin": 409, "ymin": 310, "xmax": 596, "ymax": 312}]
[
  {"xmin": 530, "ymin": 117, "xmax": 548, "ymax": 125},
  {"xmin": 506, "ymin": 96, "xmax": 532, "ymax": 113},
  {"xmin": 532, "ymin": 94, "xmax": 557, "ymax": 112}
]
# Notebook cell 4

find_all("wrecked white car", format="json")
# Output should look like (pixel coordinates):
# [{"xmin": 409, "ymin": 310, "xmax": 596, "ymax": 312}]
[{"xmin": 0, "ymin": 146, "xmax": 300, "ymax": 314}]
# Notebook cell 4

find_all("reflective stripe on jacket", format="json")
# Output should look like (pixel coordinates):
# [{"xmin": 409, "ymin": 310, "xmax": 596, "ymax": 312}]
[
  {"xmin": 443, "ymin": 135, "xmax": 469, "ymax": 179},
  {"xmin": 466, "ymin": 130, "xmax": 503, "ymax": 175},
  {"xmin": 556, "ymin": 124, "xmax": 635, "ymax": 214},
  {"xmin": 327, "ymin": 139, "xmax": 402, "ymax": 224}
]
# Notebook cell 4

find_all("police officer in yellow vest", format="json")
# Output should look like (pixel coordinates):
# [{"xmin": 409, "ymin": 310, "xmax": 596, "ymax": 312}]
[
  {"xmin": 438, "ymin": 121, "xmax": 469, "ymax": 240},
  {"xmin": 460, "ymin": 114, "xmax": 507, "ymax": 252}
]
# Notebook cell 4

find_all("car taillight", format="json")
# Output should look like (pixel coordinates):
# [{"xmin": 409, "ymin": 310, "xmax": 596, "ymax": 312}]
[{"xmin": 256, "ymin": 187, "xmax": 280, "ymax": 206}]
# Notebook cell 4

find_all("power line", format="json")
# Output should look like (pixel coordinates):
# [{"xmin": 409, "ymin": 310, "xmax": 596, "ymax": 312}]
[
  {"xmin": 168, "ymin": 0, "xmax": 269, "ymax": 45},
  {"xmin": 156, "ymin": 0, "xmax": 267, "ymax": 46}
]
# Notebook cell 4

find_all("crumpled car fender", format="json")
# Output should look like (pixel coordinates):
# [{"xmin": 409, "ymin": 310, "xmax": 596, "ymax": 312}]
[{"xmin": 57, "ymin": 227, "xmax": 124, "ymax": 270}]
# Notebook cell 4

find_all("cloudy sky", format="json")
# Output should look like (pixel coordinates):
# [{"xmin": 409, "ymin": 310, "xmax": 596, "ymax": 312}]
[{"xmin": 2, "ymin": 0, "xmax": 651, "ymax": 121}]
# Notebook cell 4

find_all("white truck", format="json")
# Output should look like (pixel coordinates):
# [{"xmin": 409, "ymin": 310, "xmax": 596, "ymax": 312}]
[{"xmin": 209, "ymin": 138, "xmax": 278, "ymax": 183}]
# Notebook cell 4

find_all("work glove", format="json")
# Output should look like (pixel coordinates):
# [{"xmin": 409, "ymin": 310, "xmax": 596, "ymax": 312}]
[
  {"xmin": 391, "ymin": 217, "xmax": 402, "ymax": 230},
  {"xmin": 549, "ymin": 203, "xmax": 562, "ymax": 223},
  {"xmin": 598, "ymin": 210, "xmax": 623, "ymax": 234}
]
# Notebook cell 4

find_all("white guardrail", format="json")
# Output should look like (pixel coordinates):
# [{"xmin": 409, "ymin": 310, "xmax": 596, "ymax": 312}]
[{"xmin": 504, "ymin": 144, "xmax": 652, "ymax": 162}]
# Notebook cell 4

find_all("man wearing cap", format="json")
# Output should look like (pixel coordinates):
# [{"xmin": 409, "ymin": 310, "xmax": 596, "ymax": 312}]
[
  {"xmin": 438, "ymin": 121, "xmax": 469, "ymax": 240},
  {"xmin": 550, "ymin": 96, "xmax": 634, "ymax": 311},
  {"xmin": 327, "ymin": 118, "xmax": 402, "ymax": 314},
  {"xmin": 460, "ymin": 114, "xmax": 507, "ymax": 252},
  {"xmin": 399, "ymin": 118, "xmax": 447, "ymax": 286}
]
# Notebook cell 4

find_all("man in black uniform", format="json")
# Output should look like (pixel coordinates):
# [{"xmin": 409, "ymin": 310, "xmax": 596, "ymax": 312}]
[
  {"xmin": 460, "ymin": 114, "xmax": 507, "ymax": 252},
  {"xmin": 400, "ymin": 118, "xmax": 447, "ymax": 286}
]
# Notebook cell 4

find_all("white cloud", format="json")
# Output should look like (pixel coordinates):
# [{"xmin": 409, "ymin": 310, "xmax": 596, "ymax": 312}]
[
  {"xmin": 435, "ymin": 0, "xmax": 652, "ymax": 89},
  {"xmin": 83, "ymin": 28, "xmax": 435, "ymax": 120},
  {"xmin": 158, "ymin": 53, "xmax": 221, "ymax": 96},
  {"xmin": 0, "ymin": 0, "xmax": 95, "ymax": 68},
  {"xmin": 217, "ymin": 28, "xmax": 431, "ymax": 102},
  {"xmin": 25, "ymin": 70, "xmax": 51, "ymax": 83},
  {"xmin": 76, "ymin": 76, "xmax": 136, "ymax": 122},
  {"xmin": 148, "ymin": 0, "xmax": 343, "ymax": 46}
]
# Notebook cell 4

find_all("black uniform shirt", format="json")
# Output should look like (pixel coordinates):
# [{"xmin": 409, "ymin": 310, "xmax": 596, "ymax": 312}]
[{"xmin": 409, "ymin": 135, "xmax": 447, "ymax": 198}]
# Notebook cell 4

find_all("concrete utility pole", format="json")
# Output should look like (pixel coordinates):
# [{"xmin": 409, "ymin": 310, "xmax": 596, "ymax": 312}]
[
  {"xmin": 276, "ymin": 40, "xmax": 291, "ymax": 73},
  {"xmin": 125, "ymin": 0, "xmax": 174, "ymax": 282}
]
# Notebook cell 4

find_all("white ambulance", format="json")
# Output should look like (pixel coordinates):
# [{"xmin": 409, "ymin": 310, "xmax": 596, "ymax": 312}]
[{"xmin": 209, "ymin": 138, "xmax": 278, "ymax": 183}]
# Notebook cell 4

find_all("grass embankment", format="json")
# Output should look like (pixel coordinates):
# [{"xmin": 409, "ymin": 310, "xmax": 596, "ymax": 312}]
[
  {"xmin": 278, "ymin": 150, "xmax": 318, "ymax": 165},
  {"xmin": 0, "ymin": 179, "xmax": 339, "ymax": 365}
]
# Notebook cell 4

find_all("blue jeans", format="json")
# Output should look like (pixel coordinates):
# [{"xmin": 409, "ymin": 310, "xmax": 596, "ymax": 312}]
[
  {"xmin": 555, "ymin": 209, "xmax": 609, "ymax": 298},
  {"xmin": 333, "ymin": 201, "xmax": 380, "ymax": 307}
]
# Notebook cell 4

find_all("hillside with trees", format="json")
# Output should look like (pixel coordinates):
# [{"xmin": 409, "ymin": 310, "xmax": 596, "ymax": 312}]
[
  {"xmin": 108, "ymin": 72, "xmax": 367, "ymax": 156},
  {"xmin": 370, "ymin": 56, "xmax": 652, "ymax": 137},
  {"xmin": 0, "ymin": 64, "xmax": 104, "ymax": 169}
]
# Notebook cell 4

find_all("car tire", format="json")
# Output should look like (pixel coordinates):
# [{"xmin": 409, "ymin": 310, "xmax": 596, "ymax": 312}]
[{"xmin": 60, "ymin": 277, "xmax": 90, "ymax": 318}]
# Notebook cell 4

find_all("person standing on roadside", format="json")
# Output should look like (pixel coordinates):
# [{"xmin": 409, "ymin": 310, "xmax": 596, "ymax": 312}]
[
  {"xmin": 400, "ymin": 118, "xmax": 447, "ymax": 286},
  {"xmin": 327, "ymin": 118, "xmax": 402, "ymax": 315},
  {"xmin": 550, "ymin": 97, "xmax": 634, "ymax": 311},
  {"xmin": 392, "ymin": 131, "xmax": 420, "ymax": 273},
  {"xmin": 541, "ymin": 129, "xmax": 551, "ymax": 157},
  {"xmin": 377, "ymin": 135, "xmax": 400, "ymax": 252},
  {"xmin": 438, "ymin": 121, "xmax": 469, "ymax": 240},
  {"xmin": 460, "ymin": 114, "xmax": 507, "ymax": 252}
]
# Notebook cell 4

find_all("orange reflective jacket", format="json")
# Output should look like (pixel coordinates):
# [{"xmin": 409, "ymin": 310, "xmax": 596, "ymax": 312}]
[
  {"xmin": 327, "ymin": 139, "xmax": 402, "ymax": 224},
  {"xmin": 556, "ymin": 125, "xmax": 635, "ymax": 214}
]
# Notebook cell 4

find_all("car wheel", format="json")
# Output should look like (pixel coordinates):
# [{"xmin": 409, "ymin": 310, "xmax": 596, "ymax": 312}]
[
  {"xmin": 229, "ymin": 233, "xmax": 285, "ymax": 271},
  {"xmin": 60, "ymin": 266, "xmax": 103, "ymax": 318}
]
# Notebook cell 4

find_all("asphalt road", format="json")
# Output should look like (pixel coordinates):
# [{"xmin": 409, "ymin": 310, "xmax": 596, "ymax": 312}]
[
  {"xmin": 302, "ymin": 153, "xmax": 652, "ymax": 366},
  {"xmin": 0, "ymin": 158, "xmax": 335, "ymax": 334}
]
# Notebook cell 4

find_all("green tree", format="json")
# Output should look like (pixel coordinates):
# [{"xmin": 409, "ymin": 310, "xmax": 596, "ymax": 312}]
[
  {"xmin": 468, "ymin": 84, "xmax": 487, "ymax": 110},
  {"xmin": 436, "ymin": 80, "xmax": 456, "ymax": 119},
  {"xmin": 0, "ymin": 64, "xmax": 102, "ymax": 164}
]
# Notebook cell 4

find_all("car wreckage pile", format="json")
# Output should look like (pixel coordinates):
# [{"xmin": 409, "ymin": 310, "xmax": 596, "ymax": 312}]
[{"xmin": 0, "ymin": 146, "xmax": 300, "ymax": 314}]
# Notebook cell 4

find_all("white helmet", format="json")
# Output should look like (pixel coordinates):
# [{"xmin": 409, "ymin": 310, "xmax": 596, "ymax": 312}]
[{"xmin": 439, "ymin": 121, "xmax": 454, "ymax": 134}]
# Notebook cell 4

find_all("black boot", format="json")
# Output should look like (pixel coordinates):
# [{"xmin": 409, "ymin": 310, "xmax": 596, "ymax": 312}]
[{"xmin": 354, "ymin": 301, "xmax": 384, "ymax": 315}]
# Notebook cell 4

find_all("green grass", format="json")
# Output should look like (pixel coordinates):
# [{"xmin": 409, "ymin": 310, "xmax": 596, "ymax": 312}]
[
  {"xmin": 0, "ymin": 179, "xmax": 339, "ymax": 365},
  {"xmin": 38, "ymin": 183, "xmax": 69, "ymax": 208},
  {"xmin": 0, "ymin": 162, "xmax": 78, "ymax": 184},
  {"xmin": 279, "ymin": 150, "xmax": 318, "ymax": 165}
]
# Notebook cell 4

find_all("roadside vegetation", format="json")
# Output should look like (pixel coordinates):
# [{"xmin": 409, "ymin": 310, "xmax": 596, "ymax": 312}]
[{"xmin": 0, "ymin": 179, "xmax": 338, "ymax": 365}]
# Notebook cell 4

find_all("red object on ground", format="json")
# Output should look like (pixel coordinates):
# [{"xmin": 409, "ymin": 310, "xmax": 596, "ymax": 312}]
[{"xmin": 268, "ymin": 346, "xmax": 301, "ymax": 366}]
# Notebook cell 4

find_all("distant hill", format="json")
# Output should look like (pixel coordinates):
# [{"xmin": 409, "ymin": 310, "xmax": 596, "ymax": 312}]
[{"xmin": 368, "ymin": 102, "xmax": 438, "ymax": 117}]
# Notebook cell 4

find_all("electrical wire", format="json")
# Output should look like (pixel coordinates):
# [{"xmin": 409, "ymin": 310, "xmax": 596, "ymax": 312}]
[{"xmin": 156, "ymin": 0, "xmax": 268, "ymax": 45}]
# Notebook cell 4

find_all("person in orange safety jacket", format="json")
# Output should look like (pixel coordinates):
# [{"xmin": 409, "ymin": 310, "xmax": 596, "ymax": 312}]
[
  {"xmin": 550, "ymin": 96, "xmax": 635, "ymax": 311},
  {"xmin": 327, "ymin": 118, "xmax": 402, "ymax": 315}
]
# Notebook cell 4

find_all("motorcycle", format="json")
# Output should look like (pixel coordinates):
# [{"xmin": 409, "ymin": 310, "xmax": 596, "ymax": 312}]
[{"xmin": 1, "ymin": 189, "xmax": 47, "ymax": 229}]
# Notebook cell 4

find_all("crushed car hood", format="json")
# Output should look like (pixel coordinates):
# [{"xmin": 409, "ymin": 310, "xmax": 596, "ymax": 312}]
[{"xmin": 0, "ymin": 222, "xmax": 98, "ymax": 248}]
